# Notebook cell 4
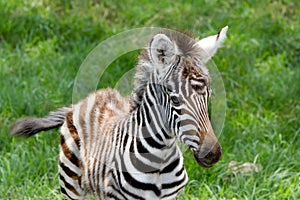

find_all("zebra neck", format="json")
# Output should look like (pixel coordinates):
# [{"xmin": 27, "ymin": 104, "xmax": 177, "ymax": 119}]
[
  {"xmin": 111, "ymin": 100, "xmax": 187, "ymax": 198},
  {"xmin": 135, "ymin": 91, "xmax": 175, "ymax": 146},
  {"xmin": 129, "ymin": 96, "xmax": 179, "ymax": 159}
]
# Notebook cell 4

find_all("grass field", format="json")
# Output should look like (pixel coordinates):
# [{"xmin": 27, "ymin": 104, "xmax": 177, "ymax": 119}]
[{"xmin": 1, "ymin": 0, "xmax": 300, "ymax": 199}]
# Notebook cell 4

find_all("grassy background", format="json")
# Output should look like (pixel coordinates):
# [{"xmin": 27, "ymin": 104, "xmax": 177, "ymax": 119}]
[{"xmin": 1, "ymin": 0, "xmax": 300, "ymax": 199}]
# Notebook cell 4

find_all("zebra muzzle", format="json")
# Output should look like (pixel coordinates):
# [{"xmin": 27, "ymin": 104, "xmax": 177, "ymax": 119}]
[{"xmin": 193, "ymin": 142, "xmax": 222, "ymax": 168}]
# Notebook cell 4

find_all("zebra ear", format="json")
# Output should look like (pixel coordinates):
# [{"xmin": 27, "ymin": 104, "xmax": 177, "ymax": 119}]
[
  {"xmin": 149, "ymin": 34, "xmax": 177, "ymax": 65},
  {"xmin": 197, "ymin": 26, "xmax": 228, "ymax": 63}
]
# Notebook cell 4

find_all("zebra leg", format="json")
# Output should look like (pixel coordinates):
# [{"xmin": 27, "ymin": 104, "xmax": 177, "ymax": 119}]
[{"xmin": 58, "ymin": 112, "xmax": 85, "ymax": 200}]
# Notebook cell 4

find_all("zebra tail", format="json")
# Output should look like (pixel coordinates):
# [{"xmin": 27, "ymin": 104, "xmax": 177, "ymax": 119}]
[{"xmin": 10, "ymin": 107, "xmax": 72, "ymax": 138}]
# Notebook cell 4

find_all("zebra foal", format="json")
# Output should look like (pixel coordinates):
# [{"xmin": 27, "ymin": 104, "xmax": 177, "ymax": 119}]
[{"xmin": 10, "ymin": 26, "xmax": 228, "ymax": 200}]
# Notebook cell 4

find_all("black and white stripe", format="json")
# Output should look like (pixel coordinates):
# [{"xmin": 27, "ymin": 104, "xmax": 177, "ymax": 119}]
[{"xmin": 10, "ymin": 28, "xmax": 227, "ymax": 199}]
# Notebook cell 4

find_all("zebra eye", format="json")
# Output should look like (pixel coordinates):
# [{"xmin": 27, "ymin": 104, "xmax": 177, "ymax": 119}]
[{"xmin": 171, "ymin": 95, "xmax": 180, "ymax": 105}]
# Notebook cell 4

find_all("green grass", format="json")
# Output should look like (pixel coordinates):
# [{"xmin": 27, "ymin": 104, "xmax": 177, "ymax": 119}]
[{"xmin": 1, "ymin": 0, "xmax": 300, "ymax": 199}]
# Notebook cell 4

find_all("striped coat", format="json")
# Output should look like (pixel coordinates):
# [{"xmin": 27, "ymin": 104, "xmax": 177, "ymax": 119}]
[
  {"xmin": 10, "ymin": 26, "xmax": 228, "ymax": 199},
  {"xmin": 58, "ymin": 88, "xmax": 187, "ymax": 199}
]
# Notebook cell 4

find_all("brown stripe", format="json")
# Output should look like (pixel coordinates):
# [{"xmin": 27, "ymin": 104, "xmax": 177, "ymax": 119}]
[
  {"xmin": 60, "ymin": 135, "xmax": 81, "ymax": 168},
  {"xmin": 66, "ymin": 111, "xmax": 80, "ymax": 149},
  {"xmin": 97, "ymin": 101, "xmax": 107, "ymax": 127}
]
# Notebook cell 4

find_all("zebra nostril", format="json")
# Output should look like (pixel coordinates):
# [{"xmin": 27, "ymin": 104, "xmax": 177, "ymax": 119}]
[
  {"xmin": 204, "ymin": 151, "xmax": 214, "ymax": 160},
  {"xmin": 203, "ymin": 145, "xmax": 222, "ymax": 163}
]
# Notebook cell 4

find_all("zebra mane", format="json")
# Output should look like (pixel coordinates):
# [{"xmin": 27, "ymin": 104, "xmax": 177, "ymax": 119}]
[{"xmin": 130, "ymin": 31, "xmax": 209, "ymax": 110}]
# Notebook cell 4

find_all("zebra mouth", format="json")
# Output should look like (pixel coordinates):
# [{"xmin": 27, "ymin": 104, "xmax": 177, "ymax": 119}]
[
  {"xmin": 192, "ymin": 140, "xmax": 222, "ymax": 168},
  {"xmin": 193, "ymin": 147, "xmax": 222, "ymax": 168},
  {"xmin": 194, "ymin": 153, "xmax": 215, "ymax": 168}
]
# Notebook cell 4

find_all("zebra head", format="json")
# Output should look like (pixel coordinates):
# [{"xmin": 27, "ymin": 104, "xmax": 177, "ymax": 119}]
[{"xmin": 134, "ymin": 27, "xmax": 228, "ymax": 168}]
